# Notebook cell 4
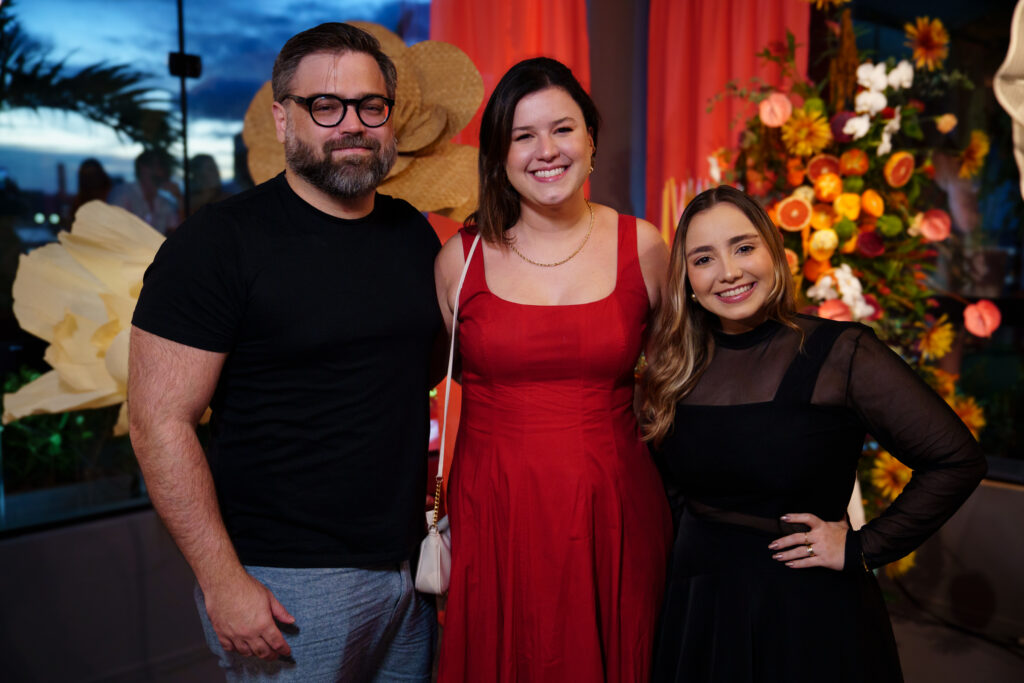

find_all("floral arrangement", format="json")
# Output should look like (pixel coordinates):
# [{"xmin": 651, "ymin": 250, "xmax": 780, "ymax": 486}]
[{"xmin": 708, "ymin": 3, "xmax": 1000, "ymax": 576}]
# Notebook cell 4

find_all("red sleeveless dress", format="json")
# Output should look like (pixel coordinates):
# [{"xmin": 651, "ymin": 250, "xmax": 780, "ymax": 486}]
[{"xmin": 438, "ymin": 215, "xmax": 673, "ymax": 682}]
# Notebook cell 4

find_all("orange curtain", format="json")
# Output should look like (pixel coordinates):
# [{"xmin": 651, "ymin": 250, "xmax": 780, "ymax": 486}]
[
  {"xmin": 429, "ymin": 0, "xmax": 591, "ymax": 147},
  {"xmin": 646, "ymin": 0, "xmax": 810, "ymax": 223}
]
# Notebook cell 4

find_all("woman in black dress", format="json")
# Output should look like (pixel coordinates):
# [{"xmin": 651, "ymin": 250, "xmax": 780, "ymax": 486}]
[{"xmin": 642, "ymin": 185, "xmax": 986, "ymax": 682}]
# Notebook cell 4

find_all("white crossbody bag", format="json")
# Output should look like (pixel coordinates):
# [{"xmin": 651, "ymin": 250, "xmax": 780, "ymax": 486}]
[{"xmin": 415, "ymin": 232, "xmax": 481, "ymax": 595}]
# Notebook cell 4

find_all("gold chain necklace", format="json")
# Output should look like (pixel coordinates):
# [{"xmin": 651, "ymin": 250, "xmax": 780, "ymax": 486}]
[{"xmin": 509, "ymin": 200, "xmax": 595, "ymax": 267}]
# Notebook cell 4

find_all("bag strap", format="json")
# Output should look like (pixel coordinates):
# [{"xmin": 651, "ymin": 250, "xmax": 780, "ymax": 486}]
[{"xmin": 430, "ymin": 232, "xmax": 482, "ymax": 529}]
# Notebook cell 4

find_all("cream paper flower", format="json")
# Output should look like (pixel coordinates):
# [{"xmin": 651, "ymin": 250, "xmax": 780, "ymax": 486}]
[{"xmin": 2, "ymin": 202, "xmax": 164, "ymax": 435}]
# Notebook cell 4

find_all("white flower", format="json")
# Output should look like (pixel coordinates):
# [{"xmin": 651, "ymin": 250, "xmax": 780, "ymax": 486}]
[
  {"xmin": 855, "ymin": 90, "xmax": 887, "ymax": 116},
  {"xmin": 888, "ymin": 60, "xmax": 914, "ymax": 90},
  {"xmin": 856, "ymin": 62, "xmax": 888, "ymax": 92},
  {"xmin": 828, "ymin": 265, "xmax": 875, "ymax": 321},
  {"xmin": 807, "ymin": 274, "xmax": 839, "ymax": 302},
  {"xmin": 708, "ymin": 154, "xmax": 722, "ymax": 183},
  {"xmin": 877, "ymin": 131, "xmax": 893, "ymax": 156},
  {"xmin": 843, "ymin": 114, "xmax": 871, "ymax": 140}
]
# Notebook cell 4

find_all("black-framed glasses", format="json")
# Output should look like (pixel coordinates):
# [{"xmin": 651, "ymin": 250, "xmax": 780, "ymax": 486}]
[{"xmin": 281, "ymin": 94, "xmax": 395, "ymax": 128}]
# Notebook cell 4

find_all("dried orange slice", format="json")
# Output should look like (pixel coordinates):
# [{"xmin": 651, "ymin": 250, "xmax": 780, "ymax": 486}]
[
  {"xmin": 776, "ymin": 195, "xmax": 813, "ymax": 231},
  {"xmin": 813, "ymin": 172, "xmax": 842, "ymax": 202},
  {"xmin": 784, "ymin": 248, "xmax": 801, "ymax": 275},
  {"xmin": 806, "ymin": 154, "xmax": 841, "ymax": 182},
  {"xmin": 810, "ymin": 203, "xmax": 836, "ymax": 231},
  {"xmin": 839, "ymin": 149, "xmax": 869, "ymax": 176},
  {"xmin": 861, "ymin": 189, "xmax": 884, "ymax": 217},
  {"xmin": 803, "ymin": 257, "xmax": 831, "ymax": 283},
  {"xmin": 883, "ymin": 151, "xmax": 915, "ymax": 188}
]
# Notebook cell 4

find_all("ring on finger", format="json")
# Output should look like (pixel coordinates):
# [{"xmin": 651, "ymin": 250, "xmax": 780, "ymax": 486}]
[
  {"xmin": 807, "ymin": 545, "xmax": 815, "ymax": 557},
  {"xmin": 804, "ymin": 533, "xmax": 810, "ymax": 545}
]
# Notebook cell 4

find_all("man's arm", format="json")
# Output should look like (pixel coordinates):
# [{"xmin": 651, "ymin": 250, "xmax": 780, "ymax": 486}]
[{"xmin": 128, "ymin": 326, "xmax": 294, "ymax": 660}]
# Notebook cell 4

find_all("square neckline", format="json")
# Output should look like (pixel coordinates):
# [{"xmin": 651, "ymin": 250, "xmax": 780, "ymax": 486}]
[{"xmin": 478, "ymin": 212, "xmax": 622, "ymax": 308}]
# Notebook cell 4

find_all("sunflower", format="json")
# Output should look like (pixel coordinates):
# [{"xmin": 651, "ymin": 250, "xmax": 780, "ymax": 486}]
[
  {"xmin": 905, "ymin": 17, "xmax": 949, "ymax": 72},
  {"xmin": 959, "ymin": 130, "xmax": 990, "ymax": 179},
  {"xmin": 949, "ymin": 395, "xmax": 986, "ymax": 438},
  {"xmin": 781, "ymin": 108, "xmax": 833, "ymax": 157},
  {"xmin": 885, "ymin": 551, "xmax": 917, "ymax": 578},
  {"xmin": 870, "ymin": 451, "xmax": 912, "ymax": 501},
  {"xmin": 917, "ymin": 315, "xmax": 954, "ymax": 361}
]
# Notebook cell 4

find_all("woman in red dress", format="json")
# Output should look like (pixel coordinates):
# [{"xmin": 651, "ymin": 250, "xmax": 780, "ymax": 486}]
[{"xmin": 433, "ymin": 57, "xmax": 673, "ymax": 682}]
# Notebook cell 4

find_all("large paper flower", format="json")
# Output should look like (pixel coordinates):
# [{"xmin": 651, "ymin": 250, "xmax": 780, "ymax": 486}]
[{"xmin": 2, "ymin": 202, "xmax": 164, "ymax": 434}]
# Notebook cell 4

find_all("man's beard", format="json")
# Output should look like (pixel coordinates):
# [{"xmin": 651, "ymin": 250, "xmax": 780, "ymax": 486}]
[{"xmin": 285, "ymin": 123, "xmax": 397, "ymax": 200}]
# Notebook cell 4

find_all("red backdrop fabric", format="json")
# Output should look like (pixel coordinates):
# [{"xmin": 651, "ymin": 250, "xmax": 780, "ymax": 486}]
[
  {"xmin": 429, "ymin": 0, "xmax": 591, "ymax": 147},
  {"xmin": 645, "ymin": 0, "xmax": 810, "ymax": 222}
]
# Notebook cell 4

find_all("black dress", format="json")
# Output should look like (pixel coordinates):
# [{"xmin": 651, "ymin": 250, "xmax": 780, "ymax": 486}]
[{"xmin": 651, "ymin": 315, "xmax": 987, "ymax": 683}]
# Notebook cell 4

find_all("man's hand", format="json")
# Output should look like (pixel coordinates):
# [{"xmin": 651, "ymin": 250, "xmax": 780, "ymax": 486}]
[{"xmin": 204, "ymin": 571, "xmax": 296, "ymax": 660}]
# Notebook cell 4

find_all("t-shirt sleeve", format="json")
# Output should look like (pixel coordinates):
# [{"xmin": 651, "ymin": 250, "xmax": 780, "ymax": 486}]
[
  {"xmin": 132, "ymin": 206, "xmax": 246, "ymax": 352},
  {"xmin": 842, "ymin": 327, "xmax": 987, "ymax": 569}
]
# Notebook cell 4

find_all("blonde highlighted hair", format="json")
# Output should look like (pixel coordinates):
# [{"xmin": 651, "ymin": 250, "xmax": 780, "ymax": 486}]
[{"xmin": 641, "ymin": 185, "xmax": 800, "ymax": 445}]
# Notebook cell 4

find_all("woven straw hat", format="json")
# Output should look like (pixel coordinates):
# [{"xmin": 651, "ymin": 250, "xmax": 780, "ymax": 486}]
[{"xmin": 242, "ymin": 22, "xmax": 483, "ymax": 220}]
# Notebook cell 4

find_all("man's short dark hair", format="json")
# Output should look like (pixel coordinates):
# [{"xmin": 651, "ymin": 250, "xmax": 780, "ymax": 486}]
[{"xmin": 272, "ymin": 23, "xmax": 397, "ymax": 102}]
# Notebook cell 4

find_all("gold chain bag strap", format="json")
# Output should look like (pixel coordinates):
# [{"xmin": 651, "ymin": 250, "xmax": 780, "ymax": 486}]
[{"xmin": 415, "ymin": 232, "xmax": 481, "ymax": 595}]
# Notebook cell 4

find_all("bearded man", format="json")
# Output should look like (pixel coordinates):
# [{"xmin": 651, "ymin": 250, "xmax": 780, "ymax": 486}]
[{"xmin": 128, "ymin": 23, "xmax": 441, "ymax": 682}]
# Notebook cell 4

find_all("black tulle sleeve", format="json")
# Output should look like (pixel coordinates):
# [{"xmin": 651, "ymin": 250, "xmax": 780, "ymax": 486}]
[{"xmin": 840, "ymin": 327, "xmax": 987, "ymax": 569}]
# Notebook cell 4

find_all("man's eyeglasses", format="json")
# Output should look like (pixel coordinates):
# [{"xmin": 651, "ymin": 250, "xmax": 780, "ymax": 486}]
[{"xmin": 280, "ymin": 94, "xmax": 395, "ymax": 128}]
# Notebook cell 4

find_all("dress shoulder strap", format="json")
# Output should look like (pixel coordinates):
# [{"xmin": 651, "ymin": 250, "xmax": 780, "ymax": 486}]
[
  {"xmin": 773, "ymin": 320, "xmax": 854, "ymax": 403},
  {"xmin": 616, "ymin": 214, "xmax": 645, "ymax": 293}
]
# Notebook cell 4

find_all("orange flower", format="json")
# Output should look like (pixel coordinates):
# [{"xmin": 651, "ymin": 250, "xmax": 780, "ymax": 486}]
[
  {"xmin": 885, "ymin": 551, "xmax": 917, "ymax": 578},
  {"xmin": 781, "ymin": 108, "xmax": 833, "ymax": 157},
  {"xmin": 930, "ymin": 369, "xmax": 959, "ymax": 399},
  {"xmin": 871, "ymin": 451, "xmax": 911, "ymax": 501},
  {"xmin": 917, "ymin": 315, "xmax": 954, "ymax": 361},
  {"xmin": 818, "ymin": 298, "xmax": 851, "ymax": 321},
  {"xmin": 905, "ymin": 17, "xmax": 949, "ymax": 72},
  {"xmin": 948, "ymin": 395, "xmax": 986, "ymax": 438},
  {"xmin": 759, "ymin": 92, "xmax": 793, "ymax": 128},
  {"xmin": 964, "ymin": 299, "xmax": 1001, "ymax": 337},
  {"xmin": 786, "ymin": 157, "xmax": 806, "ymax": 187},
  {"xmin": 959, "ymin": 131, "xmax": 990, "ymax": 178},
  {"xmin": 936, "ymin": 114, "xmax": 958, "ymax": 134}
]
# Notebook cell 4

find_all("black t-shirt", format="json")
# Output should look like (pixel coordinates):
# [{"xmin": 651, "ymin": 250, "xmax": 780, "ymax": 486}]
[{"xmin": 133, "ymin": 174, "xmax": 442, "ymax": 567}]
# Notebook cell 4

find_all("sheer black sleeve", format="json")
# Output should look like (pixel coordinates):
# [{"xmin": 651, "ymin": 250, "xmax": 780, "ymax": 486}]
[{"xmin": 838, "ymin": 326, "xmax": 987, "ymax": 569}]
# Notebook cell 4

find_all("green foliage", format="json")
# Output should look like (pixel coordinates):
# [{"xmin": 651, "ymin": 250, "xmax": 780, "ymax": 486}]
[
  {"xmin": 2, "ymin": 366, "xmax": 133, "ymax": 493},
  {"xmin": 0, "ymin": 0, "xmax": 178, "ymax": 149}
]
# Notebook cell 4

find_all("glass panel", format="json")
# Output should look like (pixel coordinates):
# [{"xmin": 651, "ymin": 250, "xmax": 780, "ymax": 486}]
[{"xmin": 1, "ymin": 0, "xmax": 431, "ymax": 534}]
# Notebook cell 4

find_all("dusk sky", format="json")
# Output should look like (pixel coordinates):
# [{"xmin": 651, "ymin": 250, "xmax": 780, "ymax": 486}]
[{"xmin": 1, "ymin": 0, "xmax": 430, "ymax": 193}]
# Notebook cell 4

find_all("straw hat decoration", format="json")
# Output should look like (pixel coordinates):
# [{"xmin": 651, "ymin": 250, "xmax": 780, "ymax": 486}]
[{"xmin": 243, "ymin": 22, "xmax": 483, "ymax": 221}]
